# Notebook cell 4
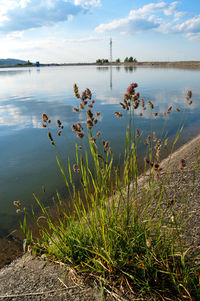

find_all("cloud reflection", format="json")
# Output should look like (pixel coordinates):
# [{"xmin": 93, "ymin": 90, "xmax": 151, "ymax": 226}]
[{"xmin": 0, "ymin": 97, "xmax": 88, "ymax": 132}]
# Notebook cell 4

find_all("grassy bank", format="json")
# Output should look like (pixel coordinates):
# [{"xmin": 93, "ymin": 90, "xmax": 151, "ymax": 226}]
[{"xmin": 19, "ymin": 83, "xmax": 200, "ymax": 300}]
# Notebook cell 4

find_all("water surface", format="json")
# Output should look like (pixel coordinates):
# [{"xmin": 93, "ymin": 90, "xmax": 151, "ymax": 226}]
[{"xmin": 0, "ymin": 65, "xmax": 200, "ymax": 238}]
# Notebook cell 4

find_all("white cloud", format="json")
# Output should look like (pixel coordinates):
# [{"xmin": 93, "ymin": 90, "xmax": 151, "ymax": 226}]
[
  {"xmin": 164, "ymin": 1, "xmax": 179, "ymax": 16},
  {"xmin": 6, "ymin": 31, "xmax": 24, "ymax": 40},
  {"xmin": 175, "ymin": 16, "xmax": 200, "ymax": 33},
  {"xmin": 95, "ymin": 2, "xmax": 166, "ymax": 34},
  {"xmin": 186, "ymin": 32, "xmax": 200, "ymax": 41},
  {"xmin": 63, "ymin": 36, "xmax": 105, "ymax": 43},
  {"xmin": 0, "ymin": 0, "xmax": 99, "ymax": 33},
  {"xmin": 95, "ymin": 1, "xmax": 177, "ymax": 34},
  {"xmin": 74, "ymin": 0, "xmax": 101, "ymax": 8},
  {"xmin": 132, "ymin": 1, "xmax": 166, "ymax": 16},
  {"xmin": 95, "ymin": 1, "xmax": 200, "ymax": 40}
]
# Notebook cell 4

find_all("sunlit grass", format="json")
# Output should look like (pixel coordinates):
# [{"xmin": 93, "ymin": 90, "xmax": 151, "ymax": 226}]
[{"xmin": 20, "ymin": 83, "xmax": 200, "ymax": 300}]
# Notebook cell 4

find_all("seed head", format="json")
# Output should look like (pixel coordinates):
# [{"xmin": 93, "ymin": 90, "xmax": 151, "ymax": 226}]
[
  {"xmin": 133, "ymin": 100, "xmax": 139, "ymax": 109},
  {"xmin": 114, "ymin": 112, "xmax": 122, "ymax": 118},
  {"xmin": 96, "ymin": 112, "xmax": 101, "ymax": 117},
  {"xmin": 167, "ymin": 106, "xmax": 172, "ymax": 112},
  {"xmin": 148, "ymin": 101, "xmax": 154, "ymax": 110},
  {"xmin": 13, "ymin": 200, "xmax": 21, "ymax": 207},
  {"xmin": 72, "ymin": 124, "xmax": 77, "ymax": 132},
  {"xmin": 86, "ymin": 119, "xmax": 93, "ymax": 129},
  {"xmin": 96, "ymin": 131, "xmax": 101, "ymax": 137},
  {"xmin": 77, "ymin": 132, "xmax": 84, "ymax": 139},
  {"xmin": 153, "ymin": 132, "xmax": 157, "ymax": 142},
  {"xmin": 73, "ymin": 164, "xmax": 78, "ymax": 172},
  {"xmin": 186, "ymin": 90, "xmax": 192, "ymax": 100},
  {"xmin": 141, "ymin": 98, "xmax": 145, "ymax": 108},
  {"xmin": 77, "ymin": 122, "xmax": 83, "ymax": 131},
  {"xmin": 103, "ymin": 140, "xmax": 109, "ymax": 149},
  {"xmin": 73, "ymin": 84, "xmax": 80, "ymax": 99},
  {"xmin": 48, "ymin": 132, "xmax": 54, "ymax": 142},
  {"xmin": 164, "ymin": 138, "xmax": 169, "ymax": 148},
  {"xmin": 87, "ymin": 109, "xmax": 93, "ymax": 119},
  {"xmin": 153, "ymin": 162, "xmax": 160, "ymax": 171},
  {"xmin": 79, "ymin": 103, "xmax": 84, "ymax": 110},
  {"xmin": 136, "ymin": 129, "xmax": 140, "ymax": 137},
  {"xmin": 175, "ymin": 108, "xmax": 180, "ymax": 112},
  {"xmin": 120, "ymin": 102, "xmax": 126, "ymax": 109},
  {"xmin": 57, "ymin": 120, "xmax": 62, "ymax": 127},
  {"xmin": 81, "ymin": 90, "xmax": 87, "ymax": 101},
  {"xmin": 73, "ymin": 107, "xmax": 79, "ymax": 112},
  {"xmin": 90, "ymin": 137, "xmax": 96, "ymax": 144},
  {"xmin": 42, "ymin": 113, "xmax": 48, "ymax": 122},
  {"xmin": 85, "ymin": 88, "xmax": 92, "ymax": 100},
  {"xmin": 57, "ymin": 130, "xmax": 62, "ymax": 136}
]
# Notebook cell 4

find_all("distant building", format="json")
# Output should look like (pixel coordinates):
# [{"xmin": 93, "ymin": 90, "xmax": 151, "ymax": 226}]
[{"xmin": 36, "ymin": 61, "xmax": 40, "ymax": 67}]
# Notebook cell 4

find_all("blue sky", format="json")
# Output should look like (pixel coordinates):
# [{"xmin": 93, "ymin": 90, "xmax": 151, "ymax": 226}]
[{"xmin": 0, "ymin": 0, "xmax": 200, "ymax": 63}]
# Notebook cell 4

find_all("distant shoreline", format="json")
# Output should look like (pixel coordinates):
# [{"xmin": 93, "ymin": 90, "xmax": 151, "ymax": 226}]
[{"xmin": 1, "ymin": 61, "xmax": 200, "ymax": 70}]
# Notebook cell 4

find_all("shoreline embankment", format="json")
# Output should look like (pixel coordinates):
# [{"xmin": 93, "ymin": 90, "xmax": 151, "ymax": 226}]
[{"xmin": 1, "ymin": 61, "xmax": 200, "ymax": 70}]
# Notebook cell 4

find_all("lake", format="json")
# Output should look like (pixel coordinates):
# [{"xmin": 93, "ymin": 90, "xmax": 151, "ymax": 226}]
[{"xmin": 0, "ymin": 65, "xmax": 200, "ymax": 243}]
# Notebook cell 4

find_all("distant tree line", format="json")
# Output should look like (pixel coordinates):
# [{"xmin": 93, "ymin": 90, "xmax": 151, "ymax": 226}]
[
  {"xmin": 96, "ymin": 59, "xmax": 109, "ymax": 64},
  {"xmin": 124, "ymin": 57, "xmax": 137, "ymax": 63},
  {"xmin": 115, "ymin": 57, "xmax": 137, "ymax": 63},
  {"xmin": 96, "ymin": 57, "xmax": 137, "ymax": 64}
]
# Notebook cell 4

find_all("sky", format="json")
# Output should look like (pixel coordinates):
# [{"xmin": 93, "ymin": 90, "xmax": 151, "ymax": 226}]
[{"xmin": 0, "ymin": 0, "xmax": 200, "ymax": 63}]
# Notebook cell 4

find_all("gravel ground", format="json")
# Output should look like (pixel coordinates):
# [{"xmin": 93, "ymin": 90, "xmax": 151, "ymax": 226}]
[
  {"xmin": 0, "ymin": 134, "xmax": 200, "ymax": 301},
  {"xmin": 155, "ymin": 133, "xmax": 200, "ymax": 248},
  {"xmin": 0, "ymin": 254, "xmax": 102, "ymax": 301}
]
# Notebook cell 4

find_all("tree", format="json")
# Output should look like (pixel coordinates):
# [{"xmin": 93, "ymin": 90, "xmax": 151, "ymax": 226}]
[
  {"xmin": 124, "ymin": 57, "xmax": 137, "ymax": 63},
  {"xmin": 116, "ymin": 58, "xmax": 121, "ymax": 63},
  {"xmin": 26, "ymin": 60, "xmax": 32, "ymax": 65},
  {"xmin": 96, "ymin": 58, "xmax": 109, "ymax": 64},
  {"xmin": 96, "ymin": 59, "xmax": 102, "ymax": 64}
]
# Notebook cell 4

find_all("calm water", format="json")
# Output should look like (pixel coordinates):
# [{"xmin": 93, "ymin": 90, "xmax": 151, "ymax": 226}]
[{"xmin": 0, "ymin": 65, "xmax": 200, "ymax": 238}]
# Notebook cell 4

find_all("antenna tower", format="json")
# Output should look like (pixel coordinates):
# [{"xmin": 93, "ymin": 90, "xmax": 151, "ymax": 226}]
[{"xmin": 110, "ymin": 38, "xmax": 112, "ymax": 63}]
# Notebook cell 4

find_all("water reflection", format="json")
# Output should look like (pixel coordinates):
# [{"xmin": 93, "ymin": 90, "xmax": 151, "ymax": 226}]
[
  {"xmin": 0, "ymin": 69, "xmax": 32, "ymax": 77},
  {"xmin": 0, "ymin": 97, "xmax": 77, "ymax": 131},
  {"xmin": 110, "ymin": 66, "xmax": 112, "ymax": 90},
  {"xmin": 0, "ymin": 65, "xmax": 200, "ymax": 238},
  {"xmin": 124, "ymin": 66, "xmax": 137, "ymax": 73}
]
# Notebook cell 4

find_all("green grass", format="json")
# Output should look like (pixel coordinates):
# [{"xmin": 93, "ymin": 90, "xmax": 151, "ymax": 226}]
[{"xmin": 24, "ymin": 83, "xmax": 200, "ymax": 300}]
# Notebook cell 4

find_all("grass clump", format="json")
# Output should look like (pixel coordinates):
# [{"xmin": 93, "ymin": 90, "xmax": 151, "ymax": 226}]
[{"xmin": 29, "ymin": 83, "xmax": 199, "ymax": 300}]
